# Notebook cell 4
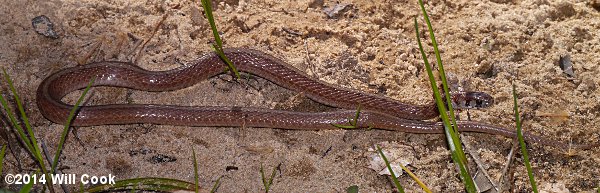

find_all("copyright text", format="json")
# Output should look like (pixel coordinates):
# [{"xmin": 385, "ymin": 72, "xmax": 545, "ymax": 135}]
[{"xmin": 4, "ymin": 173, "xmax": 116, "ymax": 185}]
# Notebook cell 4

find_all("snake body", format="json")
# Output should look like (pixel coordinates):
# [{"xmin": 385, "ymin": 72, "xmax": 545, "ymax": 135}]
[{"xmin": 36, "ymin": 48, "xmax": 598, "ymax": 149}]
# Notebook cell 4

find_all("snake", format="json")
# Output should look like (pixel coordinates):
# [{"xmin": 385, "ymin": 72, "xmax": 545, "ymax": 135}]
[{"xmin": 36, "ymin": 48, "xmax": 598, "ymax": 150}]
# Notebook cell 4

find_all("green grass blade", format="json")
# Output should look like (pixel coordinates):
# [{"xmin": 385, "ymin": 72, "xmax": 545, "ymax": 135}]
[
  {"xmin": 201, "ymin": 0, "xmax": 241, "ymax": 79},
  {"xmin": 0, "ymin": 145, "xmax": 6, "ymax": 176},
  {"xmin": 331, "ymin": 124, "xmax": 357, "ymax": 129},
  {"xmin": 51, "ymin": 78, "xmax": 95, "ymax": 175},
  {"xmin": 376, "ymin": 146, "xmax": 405, "ymax": 193},
  {"xmin": 211, "ymin": 44, "xmax": 241, "ymax": 78},
  {"xmin": 201, "ymin": 0, "xmax": 222, "ymax": 48},
  {"xmin": 260, "ymin": 164, "xmax": 267, "ymax": 191},
  {"xmin": 2, "ymin": 69, "xmax": 35, "ymax": 144},
  {"xmin": 2, "ymin": 69, "xmax": 42, "ymax": 159},
  {"xmin": 332, "ymin": 105, "xmax": 364, "ymax": 129},
  {"xmin": 210, "ymin": 176, "xmax": 222, "ymax": 193},
  {"xmin": 0, "ymin": 96, "xmax": 32, "ymax": 153},
  {"xmin": 416, "ymin": 0, "xmax": 466, "ymax": 163},
  {"xmin": 415, "ymin": 1, "xmax": 476, "ymax": 192},
  {"xmin": 192, "ymin": 147, "xmax": 200, "ymax": 193},
  {"xmin": 417, "ymin": 0, "xmax": 460, "ymax": 134},
  {"xmin": 267, "ymin": 165, "xmax": 277, "ymax": 191},
  {"xmin": 0, "ymin": 70, "xmax": 34, "ymax": 154},
  {"xmin": 19, "ymin": 180, "xmax": 35, "ymax": 193},
  {"xmin": 352, "ymin": 105, "xmax": 361, "ymax": 126},
  {"xmin": 512, "ymin": 84, "xmax": 538, "ymax": 193},
  {"xmin": 85, "ymin": 177, "xmax": 196, "ymax": 192},
  {"xmin": 260, "ymin": 163, "xmax": 278, "ymax": 193},
  {"xmin": 19, "ymin": 171, "xmax": 37, "ymax": 193},
  {"xmin": 346, "ymin": 185, "xmax": 358, "ymax": 193},
  {"xmin": 398, "ymin": 163, "xmax": 432, "ymax": 193},
  {"xmin": 1, "ymin": 69, "xmax": 53, "ymax": 192}
]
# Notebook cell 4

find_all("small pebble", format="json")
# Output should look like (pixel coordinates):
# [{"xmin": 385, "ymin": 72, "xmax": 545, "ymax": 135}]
[
  {"xmin": 32, "ymin": 15, "xmax": 59, "ymax": 39},
  {"xmin": 323, "ymin": 3, "xmax": 351, "ymax": 18},
  {"xmin": 149, "ymin": 154, "xmax": 177, "ymax": 164},
  {"xmin": 558, "ymin": 54, "xmax": 575, "ymax": 77},
  {"xmin": 225, "ymin": 166, "xmax": 238, "ymax": 171}
]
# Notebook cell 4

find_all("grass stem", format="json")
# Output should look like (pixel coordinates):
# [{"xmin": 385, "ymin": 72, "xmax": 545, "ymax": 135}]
[
  {"xmin": 415, "ymin": 0, "xmax": 476, "ymax": 191},
  {"xmin": 376, "ymin": 146, "xmax": 405, "ymax": 193},
  {"xmin": 512, "ymin": 84, "xmax": 538, "ymax": 193},
  {"xmin": 200, "ymin": 0, "xmax": 241, "ymax": 79}
]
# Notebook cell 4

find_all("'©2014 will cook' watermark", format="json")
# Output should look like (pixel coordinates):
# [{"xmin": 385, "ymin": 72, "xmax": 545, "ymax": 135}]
[{"xmin": 4, "ymin": 173, "xmax": 116, "ymax": 185}]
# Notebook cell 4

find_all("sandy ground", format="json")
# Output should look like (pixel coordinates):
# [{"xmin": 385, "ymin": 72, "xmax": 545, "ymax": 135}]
[{"xmin": 0, "ymin": 0, "xmax": 599, "ymax": 192}]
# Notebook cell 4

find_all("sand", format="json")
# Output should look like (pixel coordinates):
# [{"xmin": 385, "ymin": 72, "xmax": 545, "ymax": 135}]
[{"xmin": 0, "ymin": 0, "xmax": 598, "ymax": 192}]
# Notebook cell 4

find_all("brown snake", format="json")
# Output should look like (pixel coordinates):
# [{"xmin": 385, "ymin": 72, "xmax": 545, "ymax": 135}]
[{"xmin": 37, "ymin": 48, "xmax": 598, "ymax": 150}]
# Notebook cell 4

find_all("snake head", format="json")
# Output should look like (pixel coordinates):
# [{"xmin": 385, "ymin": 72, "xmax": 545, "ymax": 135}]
[{"xmin": 450, "ymin": 91, "xmax": 494, "ymax": 109}]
